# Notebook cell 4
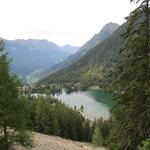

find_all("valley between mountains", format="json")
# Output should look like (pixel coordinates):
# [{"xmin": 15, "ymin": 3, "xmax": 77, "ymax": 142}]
[{"xmin": 1, "ymin": 1, "xmax": 149, "ymax": 148}]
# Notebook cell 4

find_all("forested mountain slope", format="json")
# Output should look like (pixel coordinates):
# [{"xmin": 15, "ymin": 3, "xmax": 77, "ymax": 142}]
[
  {"xmin": 40, "ymin": 23, "xmax": 126, "ymax": 86},
  {"xmin": 37, "ymin": 23, "xmax": 119, "ymax": 80}
]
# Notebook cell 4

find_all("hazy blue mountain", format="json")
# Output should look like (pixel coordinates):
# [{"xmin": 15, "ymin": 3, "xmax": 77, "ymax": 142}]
[
  {"xmin": 5, "ymin": 39, "xmax": 79, "ymax": 82},
  {"xmin": 36, "ymin": 22, "xmax": 119, "ymax": 82},
  {"xmin": 60, "ymin": 44, "xmax": 79, "ymax": 54}
]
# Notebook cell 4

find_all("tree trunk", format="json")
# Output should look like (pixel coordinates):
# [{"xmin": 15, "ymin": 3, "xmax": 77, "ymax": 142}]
[{"xmin": 3, "ymin": 124, "xmax": 9, "ymax": 150}]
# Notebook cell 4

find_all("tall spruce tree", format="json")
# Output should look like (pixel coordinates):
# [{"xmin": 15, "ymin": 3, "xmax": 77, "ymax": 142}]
[
  {"xmin": 109, "ymin": 0, "xmax": 150, "ymax": 150},
  {"xmin": 0, "ymin": 39, "xmax": 31, "ymax": 149}
]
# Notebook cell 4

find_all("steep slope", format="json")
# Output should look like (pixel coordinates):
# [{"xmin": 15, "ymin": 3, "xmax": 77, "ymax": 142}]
[
  {"xmin": 79, "ymin": 22, "xmax": 119, "ymax": 53},
  {"xmin": 40, "ymin": 23, "xmax": 126, "ymax": 86},
  {"xmin": 37, "ymin": 22, "xmax": 119, "ymax": 80},
  {"xmin": 5, "ymin": 39, "xmax": 79, "ymax": 82},
  {"xmin": 13, "ymin": 132, "xmax": 105, "ymax": 150}
]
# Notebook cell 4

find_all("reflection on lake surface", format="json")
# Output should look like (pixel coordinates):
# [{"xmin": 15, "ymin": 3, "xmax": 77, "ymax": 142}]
[{"xmin": 54, "ymin": 89, "xmax": 115, "ymax": 120}]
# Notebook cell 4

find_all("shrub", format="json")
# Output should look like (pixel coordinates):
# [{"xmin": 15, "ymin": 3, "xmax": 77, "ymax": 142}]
[{"xmin": 139, "ymin": 139, "xmax": 150, "ymax": 150}]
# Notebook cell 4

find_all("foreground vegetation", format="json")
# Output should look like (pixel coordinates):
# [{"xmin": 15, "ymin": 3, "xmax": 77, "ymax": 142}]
[
  {"xmin": 108, "ymin": 0, "xmax": 150, "ymax": 149},
  {"xmin": 0, "ymin": 39, "xmax": 33, "ymax": 149},
  {"xmin": 26, "ymin": 96, "xmax": 92, "ymax": 142}
]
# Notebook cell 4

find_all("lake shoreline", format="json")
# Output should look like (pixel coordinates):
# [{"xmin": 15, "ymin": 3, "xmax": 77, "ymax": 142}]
[
  {"xmin": 88, "ymin": 86, "xmax": 103, "ymax": 90},
  {"xmin": 54, "ymin": 89, "xmax": 114, "ymax": 120}
]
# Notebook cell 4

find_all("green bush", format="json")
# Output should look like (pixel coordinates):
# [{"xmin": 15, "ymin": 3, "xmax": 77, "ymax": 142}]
[
  {"xmin": 92, "ymin": 126, "xmax": 103, "ymax": 146},
  {"xmin": 15, "ymin": 131, "xmax": 33, "ymax": 148},
  {"xmin": 0, "ymin": 137, "xmax": 12, "ymax": 150},
  {"xmin": 139, "ymin": 139, "xmax": 150, "ymax": 150},
  {"xmin": 108, "ymin": 143, "xmax": 121, "ymax": 150}
]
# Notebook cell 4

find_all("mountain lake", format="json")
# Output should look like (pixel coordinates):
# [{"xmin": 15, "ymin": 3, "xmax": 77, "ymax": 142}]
[{"xmin": 54, "ymin": 89, "xmax": 115, "ymax": 120}]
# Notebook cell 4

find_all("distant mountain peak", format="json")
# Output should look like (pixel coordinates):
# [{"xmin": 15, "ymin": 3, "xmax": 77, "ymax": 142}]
[
  {"xmin": 99, "ymin": 22, "xmax": 119, "ymax": 34},
  {"xmin": 39, "ymin": 22, "xmax": 126, "ymax": 85},
  {"xmin": 105, "ymin": 22, "xmax": 119, "ymax": 26},
  {"xmin": 37, "ymin": 22, "xmax": 120, "ymax": 84},
  {"xmin": 79, "ymin": 22, "xmax": 119, "ymax": 53}
]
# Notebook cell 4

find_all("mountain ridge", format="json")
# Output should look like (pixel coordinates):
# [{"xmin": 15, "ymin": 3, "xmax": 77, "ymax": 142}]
[
  {"xmin": 36, "ymin": 22, "xmax": 119, "ymax": 83},
  {"xmin": 4, "ymin": 39, "xmax": 79, "ymax": 83},
  {"xmin": 39, "ymin": 23, "xmax": 126, "ymax": 87}
]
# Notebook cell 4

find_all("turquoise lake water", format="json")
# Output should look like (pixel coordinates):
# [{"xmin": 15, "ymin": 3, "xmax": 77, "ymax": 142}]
[{"xmin": 54, "ymin": 89, "xmax": 115, "ymax": 120}]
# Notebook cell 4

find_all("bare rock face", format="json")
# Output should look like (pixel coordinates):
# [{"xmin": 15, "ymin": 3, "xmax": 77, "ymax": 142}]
[{"xmin": 13, "ymin": 132, "xmax": 106, "ymax": 150}]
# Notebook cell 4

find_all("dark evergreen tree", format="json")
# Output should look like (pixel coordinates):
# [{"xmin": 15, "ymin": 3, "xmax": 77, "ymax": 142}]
[
  {"xmin": 91, "ymin": 119, "xmax": 110, "ymax": 146},
  {"xmin": 109, "ymin": 0, "xmax": 150, "ymax": 149},
  {"xmin": 83, "ymin": 120, "xmax": 92, "ymax": 142},
  {"xmin": 52, "ymin": 117, "xmax": 59, "ymax": 136},
  {"xmin": 34, "ymin": 97, "xmax": 53, "ymax": 134},
  {"xmin": 0, "ymin": 39, "xmax": 31, "ymax": 149}
]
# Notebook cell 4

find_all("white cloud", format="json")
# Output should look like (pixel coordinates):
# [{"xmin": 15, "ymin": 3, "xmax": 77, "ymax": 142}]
[{"xmin": 0, "ymin": 0, "xmax": 137, "ymax": 46}]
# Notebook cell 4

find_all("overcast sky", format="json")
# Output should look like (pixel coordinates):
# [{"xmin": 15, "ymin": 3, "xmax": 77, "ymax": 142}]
[{"xmin": 0, "ymin": 0, "xmax": 137, "ymax": 46}]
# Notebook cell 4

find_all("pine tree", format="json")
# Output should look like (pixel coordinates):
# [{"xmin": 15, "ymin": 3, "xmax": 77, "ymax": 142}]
[
  {"xmin": 83, "ymin": 120, "xmax": 92, "ymax": 142},
  {"xmin": 92, "ymin": 126, "xmax": 103, "ymax": 146},
  {"xmin": 52, "ymin": 117, "xmax": 59, "ymax": 136},
  {"xmin": 109, "ymin": 0, "xmax": 150, "ymax": 150},
  {"xmin": 0, "ymin": 39, "xmax": 31, "ymax": 149}
]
